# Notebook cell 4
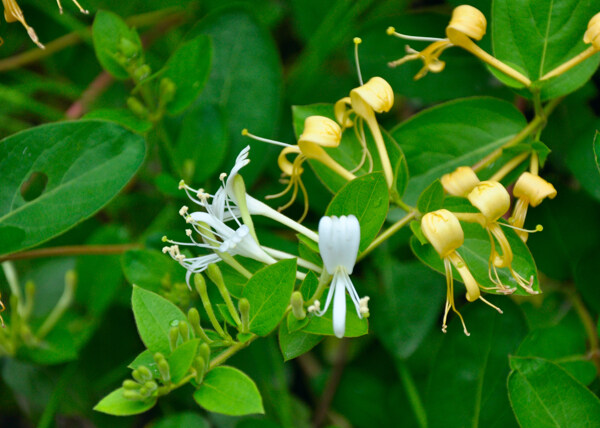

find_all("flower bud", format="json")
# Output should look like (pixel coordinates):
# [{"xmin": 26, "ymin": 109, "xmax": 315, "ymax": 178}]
[
  {"xmin": 350, "ymin": 77, "xmax": 394, "ymax": 118},
  {"xmin": 127, "ymin": 97, "xmax": 148, "ymax": 118},
  {"xmin": 238, "ymin": 297, "xmax": 250, "ymax": 334},
  {"xmin": 133, "ymin": 64, "xmax": 151, "ymax": 82},
  {"xmin": 440, "ymin": 166, "xmax": 480, "ymax": 197},
  {"xmin": 159, "ymin": 77, "xmax": 176, "ymax": 104},
  {"xmin": 513, "ymin": 172, "xmax": 557, "ymax": 207},
  {"xmin": 584, "ymin": 12, "xmax": 600, "ymax": 50},
  {"xmin": 144, "ymin": 381, "xmax": 158, "ymax": 392},
  {"xmin": 122, "ymin": 379, "xmax": 140, "ymax": 390},
  {"xmin": 421, "ymin": 209, "xmax": 464, "ymax": 258},
  {"xmin": 468, "ymin": 181, "xmax": 510, "ymax": 222},
  {"xmin": 446, "ymin": 5, "xmax": 487, "ymax": 46},
  {"xmin": 290, "ymin": 291, "xmax": 306, "ymax": 320},
  {"xmin": 299, "ymin": 116, "xmax": 342, "ymax": 149},
  {"xmin": 169, "ymin": 325, "xmax": 180, "ymax": 351},
  {"xmin": 123, "ymin": 390, "xmax": 144, "ymax": 401},
  {"xmin": 132, "ymin": 366, "xmax": 152, "ymax": 383},
  {"xmin": 178, "ymin": 320, "xmax": 190, "ymax": 342},
  {"xmin": 118, "ymin": 37, "xmax": 141, "ymax": 60},
  {"xmin": 194, "ymin": 356, "xmax": 206, "ymax": 384},
  {"xmin": 198, "ymin": 343, "xmax": 211, "ymax": 368}
]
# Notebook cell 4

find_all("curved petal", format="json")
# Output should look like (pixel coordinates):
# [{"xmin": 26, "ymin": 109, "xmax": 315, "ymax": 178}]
[{"xmin": 332, "ymin": 273, "xmax": 347, "ymax": 338}]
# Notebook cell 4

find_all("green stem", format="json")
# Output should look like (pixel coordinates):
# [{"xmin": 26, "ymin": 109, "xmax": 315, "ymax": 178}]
[
  {"xmin": 209, "ymin": 336, "xmax": 258, "ymax": 369},
  {"xmin": 306, "ymin": 269, "xmax": 332, "ymax": 306},
  {"xmin": 358, "ymin": 211, "xmax": 416, "ymax": 261},
  {"xmin": 397, "ymin": 360, "xmax": 427, "ymax": 428}
]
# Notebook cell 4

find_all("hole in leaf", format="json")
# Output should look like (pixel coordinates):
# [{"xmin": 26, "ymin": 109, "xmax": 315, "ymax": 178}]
[{"xmin": 20, "ymin": 171, "xmax": 48, "ymax": 202}]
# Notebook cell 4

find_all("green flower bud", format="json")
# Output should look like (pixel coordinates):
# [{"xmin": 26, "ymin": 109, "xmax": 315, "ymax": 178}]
[
  {"xmin": 169, "ymin": 325, "xmax": 180, "ymax": 351},
  {"xmin": 144, "ymin": 381, "xmax": 158, "ymax": 392},
  {"xmin": 123, "ymin": 390, "xmax": 144, "ymax": 401},
  {"xmin": 159, "ymin": 77, "xmax": 176, "ymax": 104},
  {"xmin": 118, "ymin": 38, "xmax": 140, "ymax": 59},
  {"xmin": 291, "ymin": 291, "xmax": 306, "ymax": 320},
  {"xmin": 198, "ymin": 342, "xmax": 210, "ymax": 369},
  {"xmin": 133, "ymin": 64, "xmax": 151, "ymax": 82},
  {"xmin": 157, "ymin": 359, "xmax": 171, "ymax": 383},
  {"xmin": 238, "ymin": 298, "xmax": 250, "ymax": 334},
  {"xmin": 178, "ymin": 320, "xmax": 190, "ymax": 342},
  {"xmin": 194, "ymin": 356, "xmax": 206, "ymax": 384},
  {"xmin": 122, "ymin": 379, "xmax": 140, "ymax": 390},
  {"xmin": 132, "ymin": 366, "xmax": 153, "ymax": 383},
  {"xmin": 127, "ymin": 97, "xmax": 148, "ymax": 118}
]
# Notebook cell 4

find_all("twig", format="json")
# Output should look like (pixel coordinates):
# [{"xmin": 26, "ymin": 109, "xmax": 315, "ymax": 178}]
[
  {"xmin": 0, "ymin": 244, "xmax": 140, "ymax": 262},
  {"xmin": 567, "ymin": 290, "xmax": 600, "ymax": 374},
  {"xmin": 313, "ymin": 338, "xmax": 350, "ymax": 427},
  {"xmin": 65, "ymin": 71, "xmax": 113, "ymax": 119}
]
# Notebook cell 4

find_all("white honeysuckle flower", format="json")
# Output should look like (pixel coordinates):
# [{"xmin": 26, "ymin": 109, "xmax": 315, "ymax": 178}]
[
  {"xmin": 316, "ymin": 215, "xmax": 365, "ymax": 338},
  {"xmin": 225, "ymin": 146, "xmax": 320, "ymax": 243}
]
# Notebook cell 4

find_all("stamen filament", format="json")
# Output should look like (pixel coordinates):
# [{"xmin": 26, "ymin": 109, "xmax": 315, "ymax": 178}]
[
  {"xmin": 353, "ymin": 37, "xmax": 364, "ymax": 85},
  {"xmin": 479, "ymin": 295, "xmax": 503, "ymax": 314},
  {"xmin": 499, "ymin": 222, "xmax": 543, "ymax": 234},
  {"xmin": 241, "ymin": 129, "xmax": 293, "ymax": 148},
  {"xmin": 386, "ymin": 27, "xmax": 446, "ymax": 42}
]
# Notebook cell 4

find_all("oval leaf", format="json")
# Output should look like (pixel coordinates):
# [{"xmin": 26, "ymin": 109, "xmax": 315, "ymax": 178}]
[
  {"xmin": 326, "ymin": 172, "xmax": 389, "ymax": 251},
  {"xmin": 163, "ymin": 35, "xmax": 212, "ymax": 115},
  {"xmin": 194, "ymin": 366, "xmax": 264, "ymax": 416},
  {"xmin": 508, "ymin": 356, "xmax": 600, "ymax": 427},
  {"xmin": 493, "ymin": 0, "xmax": 600, "ymax": 100},
  {"xmin": 427, "ymin": 299, "xmax": 527, "ymax": 428},
  {"xmin": 94, "ymin": 388, "xmax": 156, "ymax": 416},
  {"xmin": 131, "ymin": 286, "xmax": 187, "ymax": 354},
  {"xmin": 241, "ymin": 259, "xmax": 296, "ymax": 336},
  {"xmin": 0, "ymin": 120, "xmax": 145, "ymax": 256},
  {"xmin": 391, "ymin": 97, "xmax": 527, "ymax": 205},
  {"xmin": 278, "ymin": 321, "xmax": 322, "ymax": 361}
]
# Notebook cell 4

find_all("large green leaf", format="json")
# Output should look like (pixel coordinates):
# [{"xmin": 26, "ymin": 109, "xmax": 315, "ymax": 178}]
[
  {"xmin": 122, "ymin": 249, "xmax": 183, "ymax": 293},
  {"xmin": 278, "ymin": 321, "xmax": 322, "ymax": 361},
  {"xmin": 188, "ymin": 7, "xmax": 283, "ymax": 182},
  {"xmin": 371, "ymin": 261, "xmax": 445, "ymax": 359},
  {"xmin": 194, "ymin": 366, "xmax": 264, "ymax": 416},
  {"xmin": 326, "ymin": 172, "xmax": 389, "ymax": 251},
  {"xmin": 292, "ymin": 103, "xmax": 408, "ymax": 195},
  {"xmin": 391, "ymin": 97, "xmax": 527, "ymax": 205},
  {"xmin": 492, "ymin": 0, "xmax": 600, "ymax": 99},
  {"xmin": 426, "ymin": 299, "xmax": 527, "ymax": 428},
  {"xmin": 131, "ymin": 286, "xmax": 188, "ymax": 354},
  {"xmin": 241, "ymin": 259, "xmax": 296, "ymax": 336},
  {"xmin": 162, "ymin": 35, "xmax": 212, "ymax": 115},
  {"xmin": 508, "ymin": 356, "xmax": 600, "ymax": 427},
  {"xmin": 0, "ymin": 120, "xmax": 145, "ymax": 256},
  {"xmin": 411, "ymin": 219, "xmax": 540, "ymax": 296}
]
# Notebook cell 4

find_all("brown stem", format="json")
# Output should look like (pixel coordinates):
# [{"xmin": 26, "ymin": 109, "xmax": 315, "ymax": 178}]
[
  {"xmin": 0, "ymin": 244, "xmax": 140, "ymax": 262},
  {"xmin": 66, "ymin": 71, "xmax": 113, "ymax": 119},
  {"xmin": 568, "ymin": 290, "xmax": 600, "ymax": 374},
  {"xmin": 313, "ymin": 338, "xmax": 350, "ymax": 427}
]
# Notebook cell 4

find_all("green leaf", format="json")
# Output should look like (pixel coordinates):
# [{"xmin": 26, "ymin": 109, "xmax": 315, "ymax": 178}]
[
  {"xmin": 188, "ymin": 8, "xmax": 283, "ymax": 182},
  {"xmin": 595, "ymin": 131, "xmax": 600, "ymax": 175},
  {"xmin": 299, "ymin": 270, "xmax": 319, "ymax": 301},
  {"xmin": 92, "ymin": 10, "xmax": 142, "ymax": 79},
  {"xmin": 427, "ymin": 299, "xmax": 527, "ymax": 428},
  {"xmin": 0, "ymin": 120, "xmax": 145, "ymax": 256},
  {"xmin": 391, "ymin": 97, "xmax": 527, "ymax": 205},
  {"xmin": 326, "ymin": 172, "xmax": 389, "ymax": 251},
  {"xmin": 122, "ymin": 249, "xmax": 182, "ymax": 293},
  {"xmin": 168, "ymin": 339, "xmax": 201, "ymax": 383},
  {"xmin": 84, "ymin": 108, "xmax": 153, "ymax": 134},
  {"xmin": 516, "ymin": 326, "xmax": 596, "ymax": 385},
  {"xmin": 410, "ymin": 220, "xmax": 428, "ymax": 245},
  {"xmin": 163, "ymin": 35, "xmax": 212, "ymax": 115},
  {"xmin": 153, "ymin": 412, "xmax": 209, "ymax": 428},
  {"xmin": 94, "ymin": 388, "xmax": 156, "ymax": 416},
  {"xmin": 492, "ymin": 0, "xmax": 600, "ymax": 100},
  {"xmin": 278, "ymin": 321, "xmax": 322, "ymax": 361},
  {"xmin": 417, "ymin": 179, "xmax": 444, "ymax": 214},
  {"xmin": 508, "ymin": 356, "xmax": 600, "ymax": 427},
  {"xmin": 174, "ymin": 103, "xmax": 229, "ymax": 183},
  {"xmin": 371, "ymin": 261, "xmax": 445, "ymax": 359},
  {"xmin": 241, "ymin": 259, "xmax": 296, "ymax": 336},
  {"xmin": 194, "ymin": 366, "xmax": 264, "ymax": 416},
  {"xmin": 131, "ymin": 286, "xmax": 187, "ymax": 354},
  {"xmin": 292, "ymin": 104, "xmax": 407, "ymax": 194},
  {"xmin": 411, "ymin": 219, "xmax": 540, "ymax": 296},
  {"xmin": 302, "ymin": 293, "xmax": 368, "ymax": 337}
]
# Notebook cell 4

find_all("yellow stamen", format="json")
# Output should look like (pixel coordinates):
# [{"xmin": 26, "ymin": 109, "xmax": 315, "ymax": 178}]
[
  {"xmin": 56, "ymin": 0, "xmax": 88, "ymax": 14},
  {"xmin": 353, "ymin": 37, "xmax": 364, "ymax": 85}
]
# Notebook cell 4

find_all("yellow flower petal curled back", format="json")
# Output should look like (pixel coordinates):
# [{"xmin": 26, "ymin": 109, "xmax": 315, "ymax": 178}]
[
  {"xmin": 445, "ymin": 4, "xmax": 487, "ymax": 47},
  {"xmin": 583, "ymin": 12, "xmax": 600, "ymax": 50},
  {"xmin": 467, "ymin": 180, "xmax": 510, "ymax": 223},
  {"xmin": 441, "ymin": 166, "xmax": 480, "ymax": 197},
  {"xmin": 349, "ymin": 77, "xmax": 395, "ymax": 188},
  {"xmin": 510, "ymin": 172, "xmax": 556, "ymax": 242}
]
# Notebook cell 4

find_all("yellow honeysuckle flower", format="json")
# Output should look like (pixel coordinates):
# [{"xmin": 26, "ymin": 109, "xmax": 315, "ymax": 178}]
[
  {"xmin": 441, "ymin": 166, "xmax": 480, "ymax": 197},
  {"xmin": 243, "ymin": 116, "xmax": 355, "ymax": 221},
  {"xmin": 2, "ymin": 0, "xmax": 88, "ymax": 49},
  {"xmin": 388, "ymin": 5, "xmax": 531, "ymax": 86},
  {"xmin": 510, "ymin": 172, "xmax": 556, "ymax": 242},
  {"xmin": 467, "ymin": 181, "xmax": 537, "ymax": 294},
  {"xmin": 541, "ymin": 12, "xmax": 600, "ymax": 81},
  {"xmin": 421, "ymin": 209, "xmax": 502, "ymax": 336},
  {"xmin": 335, "ymin": 76, "xmax": 395, "ymax": 188}
]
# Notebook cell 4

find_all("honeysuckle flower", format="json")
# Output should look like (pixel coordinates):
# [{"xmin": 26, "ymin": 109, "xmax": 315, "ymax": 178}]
[
  {"xmin": 467, "ymin": 181, "xmax": 537, "ymax": 294},
  {"xmin": 421, "ymin": 209, "xmax": 502, "ymax": 335},
  {"xmin": 2, "ymin": 0, "xmax": 88, "ymax": 49},
  {"xmin": 542, "ymin": 12, "xmax": 600, "ymax": 81},
  {"xmin": 242, "ymin": 116, "xmax": 355, "ymax": 221},
  {"xmin": 387, "ymin": 5, "xmax": 531, "ymax": 86},
  {"xmin": 316, "ymin": 215, "xmax": 365, "ymax": 338},
  {"xmin": 510, "ymin": 172, "xmax": 556, "ymax": 242},
  {"xmin": 336, "ymin": 77, "xmax": 395, "ymax": 188},
  {"xmin": 441, "ymin": 166, "xmax": 480, "ymax": 197}
]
